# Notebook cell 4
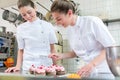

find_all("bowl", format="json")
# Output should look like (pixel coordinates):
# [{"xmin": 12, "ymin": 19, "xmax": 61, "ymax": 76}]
[{"xmin": 106, "ymin": 46, "xmax": 120, "ymax": 76}]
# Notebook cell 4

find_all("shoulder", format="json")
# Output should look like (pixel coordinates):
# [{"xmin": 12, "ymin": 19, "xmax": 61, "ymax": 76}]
[
  {"xmin": 79, "ymin": 16, "xmax": 102, "ymax": 22},
  {"xmin": 41, "ymin": 20, "xmax": 52, "ymax": 25},
  {"xmin": 41, "ymin": 20, "xmax": 54, "ymax": 29},
  {"xmin": 17, "ymin": 22, "xmax": 29, "ymax": 31}
]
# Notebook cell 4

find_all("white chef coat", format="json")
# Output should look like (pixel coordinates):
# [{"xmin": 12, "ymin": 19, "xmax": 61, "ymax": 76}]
[
  {"xmin": 67, "ymin": 16, "xmax": 115, "ymax": 79},
  {"xmin": 16, "ymin": 18, "xmax": 57, "ymax": 73}
]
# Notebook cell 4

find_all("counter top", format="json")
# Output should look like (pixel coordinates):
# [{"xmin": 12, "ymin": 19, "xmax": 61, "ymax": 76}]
[{"xmin": 0, "ymin": 73, "xmax": 120, "ymax": 80}]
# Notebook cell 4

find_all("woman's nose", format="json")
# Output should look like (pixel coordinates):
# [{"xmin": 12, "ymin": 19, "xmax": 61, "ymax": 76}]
[{"xmin": 27, "ymin": 14, "xmax": 31, "ymax": 18}]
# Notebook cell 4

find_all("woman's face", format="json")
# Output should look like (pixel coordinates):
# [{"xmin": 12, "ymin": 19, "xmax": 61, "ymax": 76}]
[
  {"xmin": 52, "ymin": 11, "xmax": 72, "ymax": 28},
  {"xmin": 19, "ymin": 6, "xmax": 37, "ymax": 22}
]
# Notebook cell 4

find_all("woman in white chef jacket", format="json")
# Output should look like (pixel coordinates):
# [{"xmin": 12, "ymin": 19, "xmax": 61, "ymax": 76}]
[
  {"xmin": 5, "ymin": 0, "xmax": 57, "ymax": 74},
  {"xmin": 49, "ymin": 0, "xmax": 115, "ymax": 79}
]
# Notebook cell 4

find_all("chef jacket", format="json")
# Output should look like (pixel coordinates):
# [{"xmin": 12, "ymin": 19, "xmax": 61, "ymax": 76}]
[
  {"xmin": 67, "ymin": 16, "xmax": 115, "ymax": 78},
  {"xmin": 16, "ymin": 18, "xmax": 57, "ymax": 72}
]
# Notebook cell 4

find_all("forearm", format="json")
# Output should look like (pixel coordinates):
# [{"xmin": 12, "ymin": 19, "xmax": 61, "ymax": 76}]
[
  {"xmin": 90, "ymin": 49, "xmax": 106, "ymax": 67},
  {"xmin": 49, "ymin": 44, "xmax": 77, "ymax": 61},
  {"xmin": 62, "ymin": 51, "xmax": 77, "ymax": 59},
  {"xmin": 16, "ymin": 49, "xmax": 23, "ymax": 68},
  {"xmin": 50, "ymin": 44, "xmax": 56, "ymax": 53},
  {"xmin": 50, "ymin": 44, "xmax": 57, "ymax": 64}
]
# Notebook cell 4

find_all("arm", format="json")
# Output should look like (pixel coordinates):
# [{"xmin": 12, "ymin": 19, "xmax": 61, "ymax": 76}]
[
  {"xmin": 77, "ymin": 49, "xmax": 106, "ymax": 77},
  {"xmin": 90, "ymin": 49, "xmax": 106, "ymax": 67},
  {"xmin": 62, "ymin": 50, "xmax": 77, "ymax": 59},
  {"xmin": 50, "ymin": 44, "xmax": 56, "ymax": 53},
  {"xmin": 49, "ymin": 50, "xmax": 77, "ymax": 60},
  {"xmin": 5, "ymin": 49, "xmax": 23, "ymax": 73},
  {"xmin": 50, "ymin": 44, "xmax": 57, "ymax": 64},
  {"xmin": 15, "ymin": 49, "xmax": 24, "ymax": 69}
]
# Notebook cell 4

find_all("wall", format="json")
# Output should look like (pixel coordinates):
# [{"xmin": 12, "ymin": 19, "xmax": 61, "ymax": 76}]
[
  {"xmin": 78, "ymin": 0, "xmax": 120, "ymax": 19},
  {"xmin": 108, "ymin": 22, "xmax": 120, "ymax": 45}
]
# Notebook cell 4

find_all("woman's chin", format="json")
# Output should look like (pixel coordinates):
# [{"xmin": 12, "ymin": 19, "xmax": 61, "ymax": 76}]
[{"xmin": 63, "ymin": 24, "xmax": 69, "ymax": 28}]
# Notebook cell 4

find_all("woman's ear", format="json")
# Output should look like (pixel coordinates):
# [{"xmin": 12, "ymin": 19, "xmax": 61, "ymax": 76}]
[{"xmin": 34, "ymin": 6, "xmax": 37, "ymax": 11}]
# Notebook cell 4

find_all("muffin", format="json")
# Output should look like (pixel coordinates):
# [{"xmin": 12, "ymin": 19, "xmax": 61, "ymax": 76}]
[
  {"xmin": 46, "ymin": 66, "xmax": 56, "ymax": 76},
  {"xmin": 29, "ymin": 65, "xmax": 36, "ymax": 74},
  {"xmin": 55, "ymin": 65, "xmax": 66, "ymax": 75},
  {"xmin": 35, "ymin": 66, "xmax": 46, "ymax": 76}
]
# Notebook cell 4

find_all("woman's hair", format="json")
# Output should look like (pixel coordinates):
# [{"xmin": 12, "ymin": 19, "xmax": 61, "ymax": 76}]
[
  {"xmin": 50, "ymin": 0, "xmax": 75, "ymax": 14},
  {"xmin": 17, "ymin": 0, "xmax": 35, "ymax": 9}
]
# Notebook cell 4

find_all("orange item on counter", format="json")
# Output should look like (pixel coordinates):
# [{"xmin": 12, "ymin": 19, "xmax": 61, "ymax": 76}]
[
  {"xmin": 4, "ymin": 57, "xmax": 14, "ymax": 68},
  {"xmin": 67, "ymin": 73, "xmax": 81, "ymax": 79}
]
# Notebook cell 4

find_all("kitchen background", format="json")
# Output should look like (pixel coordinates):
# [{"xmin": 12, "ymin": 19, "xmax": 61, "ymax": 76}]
[{"xmin": 0, "ymin": 0, "xmax": 120, "ymax": 73}]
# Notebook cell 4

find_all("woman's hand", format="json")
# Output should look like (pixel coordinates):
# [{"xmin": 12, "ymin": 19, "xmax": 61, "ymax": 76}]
[
  {"xmin": 4, "ymin": 66, "xmax": 20, "ymax": 73},
  {"xmin": 48, "ymin": 53, "xmax": 63, "ymax": 60},
  {"xmin": 77, "ymin": 63, "xmax": 95, "ymax": 78}
]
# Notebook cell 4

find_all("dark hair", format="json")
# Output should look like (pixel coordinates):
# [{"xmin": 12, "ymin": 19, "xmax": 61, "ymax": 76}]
[
  {"xmin": 50, "ymin": 0, "xmax": 75, "ymax": 14},
  {"xmin": 17, "ymin": 0, "xmax": 35, "ymax": 9}
]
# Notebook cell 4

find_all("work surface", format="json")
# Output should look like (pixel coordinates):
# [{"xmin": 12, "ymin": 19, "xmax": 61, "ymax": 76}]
[{"xmin": 0, "ymin": 73, "xmax": 120, "ymax": 80}]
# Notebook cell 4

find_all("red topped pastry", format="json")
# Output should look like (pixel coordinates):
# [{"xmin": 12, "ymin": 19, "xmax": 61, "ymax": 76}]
[
  {"xmin": 46, "ymin": 66, "xmax": 56, "ymax": 76},
  {"xmin": 53, "ymin": 65, "xmax": 66, "ymax": 75},
  {"xmin": 35, "ymin": 66, "xmax": 46, "ymax": 76},
  {"xmin": 29, "ymin": 64, "xmax": 36, "ymax": 74}
]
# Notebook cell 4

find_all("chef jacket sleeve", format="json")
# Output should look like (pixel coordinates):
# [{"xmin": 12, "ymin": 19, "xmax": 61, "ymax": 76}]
[
  {"xmin": 16, "ymin": 26, "xmax": 25, "ymax": 49},
  {"xmin": 91, "ymin": 17, "xmax": 115, "ymax": 47},
  {"xmin": 49, "ymin": 23, "xmax": 58, "ymax": 44}
]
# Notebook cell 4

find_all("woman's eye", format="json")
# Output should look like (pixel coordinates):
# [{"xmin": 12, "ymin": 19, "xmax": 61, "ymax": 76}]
[
  {"xmin": 57, "ymin": 19, "xmax": 61, "ymax": 21},
  {"xmin": 22, "ymin": 14, "xmax": 26, "ymax": 17},
  {"xmin": 27, "ymin": 11, "xmax": 32, "ymax": 14}
]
